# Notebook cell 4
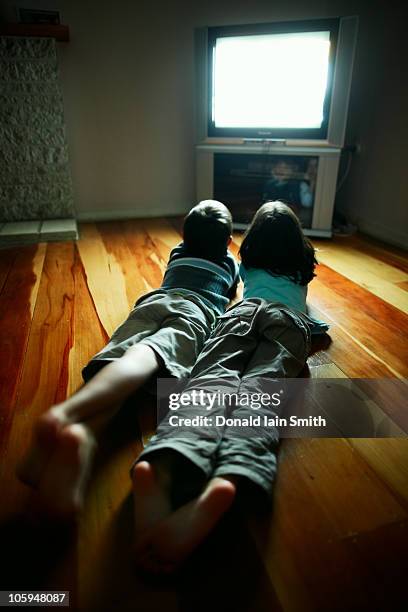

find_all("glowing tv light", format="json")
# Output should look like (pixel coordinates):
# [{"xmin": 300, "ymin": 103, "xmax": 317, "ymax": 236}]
[{"xmin": 212, "ymin": 32, "xmax": 331, "ymax": 130}]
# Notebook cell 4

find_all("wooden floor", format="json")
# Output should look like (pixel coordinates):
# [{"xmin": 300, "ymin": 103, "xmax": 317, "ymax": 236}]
[{"xmin": 0, "ymin": 219, "xmax": 407, "ymax": 611}]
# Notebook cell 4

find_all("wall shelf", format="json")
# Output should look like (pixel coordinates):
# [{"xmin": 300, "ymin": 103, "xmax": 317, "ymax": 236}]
[{"xmin": 0, "ymin": 23, "xmax": 69, "ymax": 41}]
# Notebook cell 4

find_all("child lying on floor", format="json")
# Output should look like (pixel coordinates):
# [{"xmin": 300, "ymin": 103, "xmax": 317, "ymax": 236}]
[
  {"xmin": 18, "ymin": 200, "xmax": 238, "ymax": 519},
  {"xmin": 131, "ymin": 201, "xmax": 329, "ymax": 574}
]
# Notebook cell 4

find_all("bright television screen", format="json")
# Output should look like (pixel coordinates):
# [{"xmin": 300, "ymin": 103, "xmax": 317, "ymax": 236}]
[{"xmin": 208, "ymin": 20, "xmax": 339, "ymax": 139}]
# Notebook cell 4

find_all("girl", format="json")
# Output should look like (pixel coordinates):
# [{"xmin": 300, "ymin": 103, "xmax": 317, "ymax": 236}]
[{"xmin": 132, "ymin": 202, "xmax": 329, "ymax": 574}]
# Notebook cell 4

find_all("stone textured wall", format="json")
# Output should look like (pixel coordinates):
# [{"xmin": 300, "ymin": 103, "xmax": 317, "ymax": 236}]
[{"xmin": 0, "ymin": 36, "xmax": 74, "ymax": 221}]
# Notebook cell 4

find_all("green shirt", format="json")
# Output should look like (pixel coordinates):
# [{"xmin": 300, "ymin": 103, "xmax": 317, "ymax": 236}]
[{"xmin": 240, "ymin": 264, "xmax": 329, "ymax": 335}]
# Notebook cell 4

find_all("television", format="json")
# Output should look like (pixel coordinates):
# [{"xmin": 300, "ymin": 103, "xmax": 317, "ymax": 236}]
[{"xmin": 195, "ymin": 16, "xmax": 358, "ymax": 236}]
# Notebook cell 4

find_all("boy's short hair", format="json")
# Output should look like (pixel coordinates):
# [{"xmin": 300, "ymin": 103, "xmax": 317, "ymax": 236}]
[{"xmin": 183, "ymin": 200, "xmax": 232, "ymax": 260}]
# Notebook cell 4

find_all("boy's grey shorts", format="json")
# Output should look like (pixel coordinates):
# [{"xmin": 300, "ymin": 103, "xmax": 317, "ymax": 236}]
[
  {"xmin": 137, "ymin": 299, "xmax": 312, "ymax": 497},
  {"xmin": 82, "ymin": 289, "xmax": 215, "ymax": 383}
]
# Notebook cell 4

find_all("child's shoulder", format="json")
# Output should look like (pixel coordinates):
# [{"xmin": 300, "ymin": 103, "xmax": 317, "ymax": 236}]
[{"xmin": 239, "ymin": 263, "xmax": 270, "ymax": 277}]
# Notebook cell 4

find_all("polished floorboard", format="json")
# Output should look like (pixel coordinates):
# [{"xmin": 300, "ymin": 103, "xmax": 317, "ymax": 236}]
[{"xmin": 0, "ymin": 219, "xmax": 407, "ymax": 611}]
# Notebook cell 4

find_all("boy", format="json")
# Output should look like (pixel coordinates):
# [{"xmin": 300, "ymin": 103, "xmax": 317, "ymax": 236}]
[{"xmin": 18, "ymin": 200, "xmax": 238, "ymax": 519}]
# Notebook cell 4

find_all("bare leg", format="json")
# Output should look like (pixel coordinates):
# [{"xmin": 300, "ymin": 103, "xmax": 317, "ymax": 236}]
[{"xmin": 18, "ymin": 344, "xmax": 160, "ymax": 488}]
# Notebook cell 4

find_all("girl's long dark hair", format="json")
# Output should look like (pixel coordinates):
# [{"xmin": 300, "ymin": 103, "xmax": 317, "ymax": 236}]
[{"xmin": 239, "ymin": 201, "xmax": 317, "ymax": 285}]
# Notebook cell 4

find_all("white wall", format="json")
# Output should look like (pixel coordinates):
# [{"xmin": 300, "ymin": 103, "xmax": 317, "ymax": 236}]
[{"xmin": 1, "ymin": 0, "xmax": 407, "ymax": 246}]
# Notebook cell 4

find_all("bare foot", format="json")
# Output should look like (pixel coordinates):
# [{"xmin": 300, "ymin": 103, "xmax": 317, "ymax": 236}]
[
  {"xmin": 31, "ymin": 423, "xmax": 97, "ymax": 521},
  {"xmin": 139, "ymin": 477, "xmax": 236, "ymax": 574},
  {"xmin": 132, "ymin": 461, "xmax": 173, "ymax": 570},
  {"xmin": 17, "ymin": 407, "xmax": 67, "ymax": 488}
]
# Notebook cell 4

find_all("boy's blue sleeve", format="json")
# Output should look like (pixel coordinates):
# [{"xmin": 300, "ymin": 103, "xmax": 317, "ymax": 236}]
[{"xmin": 239, "ymin": 263, "xmax": 247, "ymax": 281}]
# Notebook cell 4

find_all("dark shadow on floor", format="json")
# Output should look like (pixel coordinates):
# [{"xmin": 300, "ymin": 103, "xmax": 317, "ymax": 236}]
[
  {"xmin": 176, "ymin": 501, "xmax": 280, "ymax": 612},
  {"xmin": 0, "ymin": 513, "xmax": 76, "ymax": 597}
]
